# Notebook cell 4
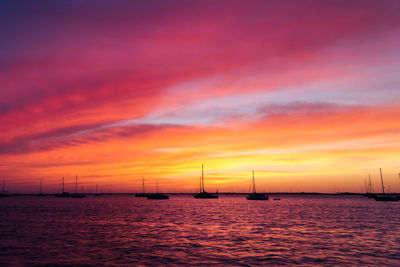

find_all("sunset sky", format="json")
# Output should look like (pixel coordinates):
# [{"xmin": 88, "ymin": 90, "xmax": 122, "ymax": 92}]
[{"xmin": 1, "ymin": 0, "xmax": 400, "ymax": 193}]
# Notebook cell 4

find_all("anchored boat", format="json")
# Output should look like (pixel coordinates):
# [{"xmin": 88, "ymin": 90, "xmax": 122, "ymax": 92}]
[
  {"xmin": 55, "ymin": 177, "xmax": 71, "ymax": 197},
  {"xmin": 136, "ymin": 177, "xmax": 148, "ymax": 197},
  {"xmin": 147, "ymin": 178, "xmax": 169, "ymax": 200},
  {"xmin": 372, "ymin": 168, "xmax": 399, "ymax": 202},
  {"xmin": 247, "ymin": 170, "xmax": 268, "ymax": 200},
  {"xmin": 71, "ymin": 175, "xmax": 85, "ymax": 198},
  {"xmin": 193, "ymin": 164, "xmax": 218, "ymax": 199}
]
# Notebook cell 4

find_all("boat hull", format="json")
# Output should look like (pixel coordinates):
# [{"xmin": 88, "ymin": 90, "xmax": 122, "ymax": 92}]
[
  {"xmin": 135, "ymin": 193, "xmax": 149, "ymax": 197},
  {"xmin": 55, "ymin": 192, "xmax": 71, "ymax": 197},
  {"xmin": 247, "ymin": 193, "xmax": 269, "ymax": 200},
  {"xmin": 71, "ymin": 193, "xmax": 85, "ymax": 198},
  {"xmin": 147, "ymin": 193, "xmax": 169, "ymax": 199},
  {"xmin": 372, "ymin": 194, "xmax": 400, "ymax": 201},
  {"xmin": 193, "ymin": 192, "xmax": 218, "ymax": 199}
]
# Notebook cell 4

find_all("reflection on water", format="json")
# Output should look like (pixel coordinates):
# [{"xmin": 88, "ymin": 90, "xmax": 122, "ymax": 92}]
[{"xmin": 0, "ymin": 195, "xmax": 399, "ymax": 266}]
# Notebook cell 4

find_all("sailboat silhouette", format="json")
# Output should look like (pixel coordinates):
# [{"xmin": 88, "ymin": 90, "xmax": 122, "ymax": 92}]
[
  {"xmin": 372, "ymin": 168, "xmax": 399, "ymax": 201},
  {"xmin": 71, "ymin": 175, "xmax": 85, "ymax": 198},
  {"xmin": 135, "ymin": 177, "xmax": 148, "ymax": 197},
  {"xmin": 55, "ymin": 177, "xmax": 70, "ymax": 197},
  {"xmin": 247, "ymin": 170, "xmax": 268, "ymax": 200},
  {"xmin": 147, "ymin": 178, "xmax": 169, "ymax": 199},
  {"xmin": 193, "ymin": 164, "xmax": 218, "ymax": 199}
]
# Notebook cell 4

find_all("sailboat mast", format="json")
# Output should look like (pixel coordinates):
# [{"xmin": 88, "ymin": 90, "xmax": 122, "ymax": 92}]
[
  {"xmin": 364, "ymin": 178, "xmax": 368, "ymax": 194},
  {"xmin": 75, "ymin": 175, "xmax": 78, "ymax": 193},
  {"xmin": 156, "ymin": 178, "xmax": 159, "ymax": 193},
  {"xmin": 142, "ymin": 177, "xmax": 145, "ymax": 193},
  {"xmin": 199, "ymin": 176, "xmax": 202, "ymax": 193},
  {"xmin": 40, "ymin": 180, "xmax": 42, "ymax": 194},
  {"xmin": 62, "ymin": 177, "xmax": 64, "ymax": 193},
  {"xmin": 379, "ymin": 168, "xmax": 385, "ymax": 194},
  {"xmin": 96, "ymin": 184, "xmax": 98, "ymax": 194},
  {"xmin": 202, "ymin": 164, "xmax": 205, "ymax": 193},
  {"xmin": 368, "ymin": 174, "xmax": 372, "ymax": 194},
  {"xmin": 252, "ymin": 170, "xmax": 256, "ymax": 193}
]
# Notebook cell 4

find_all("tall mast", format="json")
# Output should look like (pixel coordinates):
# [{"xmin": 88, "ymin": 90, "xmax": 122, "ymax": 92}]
[
  {"xmin": 202, "ymin": 164, "xmax": 205, "ymax": 193},
  {"xmin": 364, "ymin": 178, "xmax": 368, "ymax": 194},
  {"xmin": 156, "ymin": 178, "xmax": 158, "ymax": 193},
  {"xmin": 75, "ymin": 175, "xmax": 78, "ymax": 193},
  {"xmin": 62, "ymin": 177, "xmax": 64, "ymax": 193},
  {"xmin": 199, "ymin": 176, "xmax": 202, "ymax": 193},
  {"xmin": 379, "ymin": 168, "xmax": 385, "ymax": 194},
  {"xmin": 368, "ymin": 174, "xmax": 372, "ymax": 194},
  {"xmin": 142, "ymin": 177, "xmax": 145, "ymax": 193},
  {"xmin": 40, "ymin": 180, "xmax": 42, "ymax": 194},
  {"xmin": 252, "ymin": 170, "xmax": 256, "ymax": 193},
  {"xmin": 96, "ymin": 184, "xmax": 98, "ymax": 194}
]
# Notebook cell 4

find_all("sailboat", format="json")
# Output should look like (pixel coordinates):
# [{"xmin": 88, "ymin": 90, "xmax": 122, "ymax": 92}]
[
  {"xmin": 94, "ymin": 184, "xmax": 102, "ymax": 196},
  {"xmin": 36, "ymin": 180, "xmax": 46, "ymax": 196},
  {"xmin": 55, "ymin": 177, "xmax": 71, "ymax": 197},
  {"xmin": 147, "ymin": 178, "xmax": 169, "ymax": 199},
  {"xmin": 247, "ymin": 170, "xmax": 268, "ymax": 200},
  {"xmin": 372, "ymin": 168, "xmax": 399, "ymax": 201},
  {"xmin": 193, "ymin": 164, "xmax": 218, "ymax": 199},
  {"xmin": 135, "ymin": 177, "xmax": 148, "ymax": 197},
  {"xmin": 0, "ymin": 181, "xmax": 9, "ymax": 197},
  {"xmin": 71, "ymin": 175, "xmax": 85, "ymax": 198}
]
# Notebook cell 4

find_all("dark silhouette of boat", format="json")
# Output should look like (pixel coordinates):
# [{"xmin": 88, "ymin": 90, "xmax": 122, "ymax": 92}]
[
  {"xmin": 373, "ymin": 194, "xmax": 400, "ymax": 201},
  {"xmin": 372, "ymin": 168, "xmax": 399, "ymax": 202},
  {"xmin": 363, "ymin": 174, "xmax": 375, "ymax": 198},
  {"xmin": 136, "ymin": 177, "xmax": 149, "ymax": 197},
  {"xmin": 247, "ymin": 170, "xmax": 268, "ymax": 200},
  {"xmin": 93, "ymin": 184, "xmax": 102, "ymax": 196},
  {"xmin": 147, "ymin": 178, "xmax": 169, "ymax": 199},
  {"xmin": 0, "ymin": 181, "xmax": 9, "ymax": 197},
  {"xmin": 147, "ymin": 193, "xmax": 169, "ymax": 199},
  {"xmin": 273, "ymin": 198, "xmax": 280, "ymax": 200},
  {"xmin": 55, "ymin": 177, "xmax": 71, "ymax": 197},
  {"xmin": 71, "ymin": 194, "xmax": 85, "ymax": 198},
  {"xmin": 193, "ymin": 164, "xmax": 218, "ymax": 199},
  {"xmin": 36, "ymin": 180, "xmax": 46, "ymax": 196},
  {"xmin": 71, "ymin": 175, "xmax": 85, "ymax": 198}
]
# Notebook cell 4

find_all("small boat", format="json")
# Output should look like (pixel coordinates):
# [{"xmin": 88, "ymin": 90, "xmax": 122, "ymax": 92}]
[
  {"xmin": 55, "ymin": 177, "xmax": 71, "ymax": 197},
  {"xmin": 55, "ymin": 192, "xmax": 71, "ymax": 197},
  {"xmin": 372, "ymin": 194, "xmax": 400, "ymax": 201},
  {"xmin": 71, "ymin": 193, "xmax": 85, "ymax": 198},
  {"xmin": 193, "ymin": 164, "xmax": 218, "ymax": 199},
  {"xmin": 247, "ymin": 170, "xmax": 269, "ymax": 200},
  {"xmin": 136, "ymin": 177, "xmax": 148, "ymax": 197},
  {"xmin": 372, "ymin": 168, "xmax": 399, "ymax": 202},
  {"xmin": 71, "ymin": 175, "xmax": 85, "ymax": 198},
  {"xmin": 273, "ymin": 198, "xmax": 281, "ymax": 200},
  {"xmin": 93, "ymin": 184, "xmax": 103, "ymax": 196},
  {"xmin": 194, "ymin": 191, "xmax": 219, "ymax": 199},
  {"xmin": 147, "ymin": 178, "xmax": 169, "ymax": 200},
  {"xmin": 0, "ymin": 181, "xmax": 9, "ymax": 197},
  {"xmin": 36, "ymin": 180, "xmax": 46, "ymax": 196},
  {"xmin": 147, "ymin": 193, "xmax": 169, "ymax": 199}
]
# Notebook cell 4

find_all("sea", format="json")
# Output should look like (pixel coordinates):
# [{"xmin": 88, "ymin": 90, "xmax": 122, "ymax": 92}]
[{"xmin": 0, "ymin": 195, "xmax": 399, "ymax": 266}]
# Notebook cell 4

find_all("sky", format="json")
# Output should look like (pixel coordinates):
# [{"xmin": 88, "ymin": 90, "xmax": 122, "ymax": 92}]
[{"xmin": 1, "ymin": 0, "xmax": 400, "ymax": 193}]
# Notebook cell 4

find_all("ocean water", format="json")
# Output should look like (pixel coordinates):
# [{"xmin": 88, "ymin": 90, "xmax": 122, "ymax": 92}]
[{"xmin": 0, "ymin": 195, "xmax": 399, "ymax": 266}]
